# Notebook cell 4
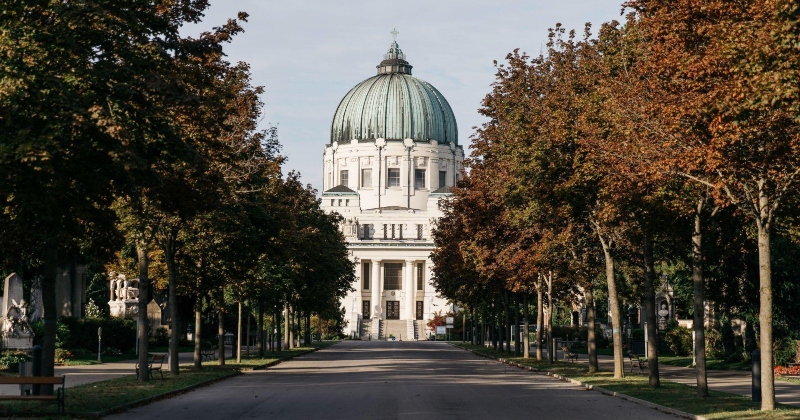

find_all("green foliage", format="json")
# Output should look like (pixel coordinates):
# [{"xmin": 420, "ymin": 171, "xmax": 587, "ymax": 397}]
[
  {"xmin": 0, "ymin": 351, "xmax": 31, "ymax": 372},
  {"xmin": 551, "ymin": 326, "xmax": 610, "ymax": 348},
  {"xmin": 150, "ymin": 327, "xmax": 170, "ymax": 347},
  {"xmin": 705, "ymin": 328, "xmax": 724, "ymax": 359},
  {"xmin": 54, "ymin": 348, "xmax": 74, "ymax": 364},
  {"xmin": 33, "ymin": 317, "xmax": 136, "ymax": 353},
  {"xmin": 665, "ymin": 326, "xmax": 692, "ymax": 356},
  {"xmin": 85, "ymin": 298, "xmax": 103, "ymax": 319},
  {"xmin": 31, "ymin": 318, "xmax": 71, "ymax": 349},
  {"xmin": 773, "ymin": 337, "xmax": 797, "ymax": 367}
]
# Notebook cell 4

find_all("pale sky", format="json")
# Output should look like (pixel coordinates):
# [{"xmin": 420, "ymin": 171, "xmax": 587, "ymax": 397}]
[{"xmin": 183, "ymin": 0, "xmax": 627, "ymax": 193}]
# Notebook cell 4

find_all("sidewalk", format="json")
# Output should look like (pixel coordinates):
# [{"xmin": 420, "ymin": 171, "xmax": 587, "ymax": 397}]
[
  {"xmin": 481, "ymin": 343, "xmax": 800, "ymax": 407},
  {"xmin": 0, "ymin": 346, "xmax": 236, "ymax": 396},
  {"xmin": 578, "ymin": 352, "xmax": 800, "ymax": 407}
]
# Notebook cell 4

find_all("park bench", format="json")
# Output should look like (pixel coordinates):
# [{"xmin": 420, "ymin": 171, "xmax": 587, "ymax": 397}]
[
  {"xmin": 135, "ymin": 353, "xmax": 166, "ymax": 380},
  {"xmin": 561, "ymin": 346, "xmax": 578, "ymax": 362},
  {"xmin": 0, "ymin": 376, "xmax": 66, "ymax": 414},
  {"xmin": 628, "ymin": 353, "xmax": 648, "ymax": 374},
  {"xmin": 201, "ymin": 345, "xmax": 218, "ymax": 362}
]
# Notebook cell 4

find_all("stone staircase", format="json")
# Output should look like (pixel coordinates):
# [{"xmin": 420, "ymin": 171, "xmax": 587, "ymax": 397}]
[
  {"xmin": 384, "ymin": 319, "xmax": 412, "ymax": 341},
  {"xmin": 360, "ymin": 319, "xmax": 371, "ymax": 339}
]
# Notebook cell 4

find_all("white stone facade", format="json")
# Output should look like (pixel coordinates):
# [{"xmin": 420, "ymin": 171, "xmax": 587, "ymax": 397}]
[{"xmin": 321, "ymin": 139, "xmax": 464, "ymax": 336}]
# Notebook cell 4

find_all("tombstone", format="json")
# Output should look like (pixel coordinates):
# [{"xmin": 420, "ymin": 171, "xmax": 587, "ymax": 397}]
[
  {"xmin": 147, "ymin": 299, "xmax": 162, "ymax": 330},
  {"xmin": 29, "ymin": 276, "xmax": 43, "ymax": 321},
  {"xmin": 1, "ymin": 273, "xmax": 33, "ymax": 349},
  {"xmin": 2, "ymin": 273, "xmax": 23, "ymax": 317},
  {"xmin": 108, "ymin": 272, "xmax": 140, "ymax": 318}
]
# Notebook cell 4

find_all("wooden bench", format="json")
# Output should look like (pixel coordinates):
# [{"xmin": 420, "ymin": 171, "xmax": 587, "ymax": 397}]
[
  {"xmin": 561, "ymin": 346, "xmax": 578, "ymax": 362},
  {"xmin": 0, "ymin": 376, "xmax": 66, "ymax": 414},
  {"xmin": 201, "ymin": 346, "xmax": 218, "ymax": 362},
  {"xmin": 628, "ymin": 353, "xmax": 648, "ymax": 374},
  {"xmin": 135, "ymin": 353, "xmax": 166, "ymax": 379}
]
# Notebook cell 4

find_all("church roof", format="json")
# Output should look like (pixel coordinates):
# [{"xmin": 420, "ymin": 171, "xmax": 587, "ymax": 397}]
[{"xmin": 329, "ymin": 31, "xmax": 458, "ymax": 146}]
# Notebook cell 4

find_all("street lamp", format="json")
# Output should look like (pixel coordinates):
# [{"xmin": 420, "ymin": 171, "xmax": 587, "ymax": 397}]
[
  {"xmin": 375, "ymin": 138, "xmax": 386, "ymax": 210},
  {"xmin": 403, "ymin": 138, "xmax": 415, "ymax": 209}
]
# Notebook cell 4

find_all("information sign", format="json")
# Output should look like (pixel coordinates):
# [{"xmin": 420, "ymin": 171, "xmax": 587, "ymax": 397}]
[
  {"xmin": 446, "ymin": 317, "xmax": 454, "ymax": 325},
  {"xmin": 436, "ymin": 326, "xmax": 447, "ymax": 335}
]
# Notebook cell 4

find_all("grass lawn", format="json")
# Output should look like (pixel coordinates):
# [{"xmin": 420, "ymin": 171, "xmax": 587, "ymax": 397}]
[
  {"xmin": 659, "ymin": 355, "xmax": 751, "ymax": 371},
  {"xmin": 455, "ymin": 343, "xmax": 800, "ymax": 420},
  {"xmin": 1, "ymin": 341, "xmax": 338, "ymax": 417},
  {"xmin": 62, "ymin": 352, "xmax": 137, "ymax": 366}
]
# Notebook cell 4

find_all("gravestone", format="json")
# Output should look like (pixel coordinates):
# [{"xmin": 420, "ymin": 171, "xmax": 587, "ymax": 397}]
[
  {"xmin": 2, "ymin": 273, "xmax": 23, "ymax": 316},
  {"xmin": 147, "ymin": 299, "xmax": 162, "ymax": 330},
  {"xmin": 1, "ymin": 273, "xmax": 33, "ymax": 349},
  {"xmin": 29, "ymin": 276, "xmax": 43, "ymax": 321}
]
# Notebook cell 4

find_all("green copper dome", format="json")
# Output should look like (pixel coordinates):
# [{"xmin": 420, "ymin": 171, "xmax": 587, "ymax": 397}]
[{"xmin": 330, "ymin": 37, "xmax": 458, "ymax": 145}]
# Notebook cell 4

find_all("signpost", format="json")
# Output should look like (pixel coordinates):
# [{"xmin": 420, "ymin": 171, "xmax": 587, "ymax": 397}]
[
  {"xmin": 97, "ymin": 327, "xmax": 102, "ymax": 363},
  {"xmin": 446, "ymin": 317, "xmax": 454, "ymax": 341}
]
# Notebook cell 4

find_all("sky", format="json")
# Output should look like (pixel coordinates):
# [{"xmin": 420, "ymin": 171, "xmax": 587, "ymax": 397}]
[{"xmin": 182, "ymin": 0, "xmax": 627, "ymax": 193}]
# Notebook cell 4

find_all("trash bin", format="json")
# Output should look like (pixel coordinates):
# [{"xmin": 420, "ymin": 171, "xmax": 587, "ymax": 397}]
[{"xmin": 18, "ymin": 361, "xmax": 32, "ymax": 395}]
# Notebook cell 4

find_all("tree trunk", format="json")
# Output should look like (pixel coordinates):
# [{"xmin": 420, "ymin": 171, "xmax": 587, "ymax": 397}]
[
  {"xmin": 284, "ymin": 303, "xmax": 290, "ymax": 350},
  {"xmin": 236, "ymin": 300, "xmax": 242, "ymax": 363},
  {"xmin": 692, "ymin": 200, "xmax": 708, "ymax": 397},
  {"xmin": 164, "ymin": 232, "xmax": 180, "ymax": 376},
  {"xmin": 305, "ymin": 311, "xmax": 311, "ymax": 345},
  {"xmin": 258, "ymin": 298, "xmax": 264, "ymax": 357},
  {"xmin": 585, "ymin": 286, "xmax": 598, "ymax": 373},
  {"xmin": 136, "ymin": 242, "xmax": 151, "ymax": 381},
  {"xmin": 756, "ymin": 206, "xmax": 775, "ymax": 410},
  {"xmin": 492, "ymin": 299, "xmax": 498, "ymax": 350},
  {"xmin": 514, "ymin": 293, "xmax": 520, "ymax": 356},
  {"xmin": 193, "ymin": 296, "xmax": 202, "ymax": 369},
  {"xmin": 504, "ymin": 290, "xmax": 511, "ymax": 354},
  {"xmin": 217, "ymin": 287, "xmax": 225, "ymax": 366},
  {"xmin": 523, "ymin": 293, "xmax": 530, "ymax": 359},
  {"xmin": 246, "ymin": 301, "xmax": 252, "ymax": 357},
  {"xmin": 40, "ymin": 243, "xmax": 58, "ymax": 395},
  {"xmin": 546, "ymin": 272, "xmax": 553, "ymax": 363},
  {"xmin": 289, "ymin": 305, "xmax": 295, "ymax": 349},
  {"xmin": 643, "ymin": 235, "xmax": 660, "ymax": 387},
  {"xmin": 536, "ymin": 275, "xmax": 543, "ymax": 361},
  {"xmin": 598, "ymin": 231, "xmax": 624, "ymax": 378}
]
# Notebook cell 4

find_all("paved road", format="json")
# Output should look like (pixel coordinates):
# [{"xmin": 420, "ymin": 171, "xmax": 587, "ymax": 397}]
[{"xmin": 108, "ymin": 341, "xmax": 675, "ymax": 420}]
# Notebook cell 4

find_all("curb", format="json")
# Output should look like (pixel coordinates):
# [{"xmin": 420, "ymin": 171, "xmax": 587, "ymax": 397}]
[
  {"xmin": 453, "ymin": 344, "xmax": 707, "ymax": 420},
  {"xmin": 77, "ymin": 343, "xmax": 337, "ymax": 418}
]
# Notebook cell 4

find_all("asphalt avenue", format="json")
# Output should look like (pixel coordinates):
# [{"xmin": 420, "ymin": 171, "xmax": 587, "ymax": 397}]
[{"xmin": 107, "ymin": 340, "xmax": 677, "ymax": 420}]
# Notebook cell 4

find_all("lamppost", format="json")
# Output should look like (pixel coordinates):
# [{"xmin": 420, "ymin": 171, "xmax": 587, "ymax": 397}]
[
  {"xmin": 330, "ymin": 141, "xmax": 339, "ymax": 188},
  {"xmin": 375, "ymin": 138, "xmax": 386, "ymax": 210},
  {"xmin": 403, "ymin": 138, "xmax": 414, "ymax": 209},
  {"xmin": 448, "ymin": 142, "xmax": 457, "ymax": 187}
]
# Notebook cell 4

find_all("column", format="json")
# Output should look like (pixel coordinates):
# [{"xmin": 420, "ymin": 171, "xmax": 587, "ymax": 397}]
[
  {"xmin": 371, "ymin": 260, "xmax": 381, "ymax": 319},
  {"xmin": 405, "ymin": 260, "xmax": 415, "ymax": 319}
]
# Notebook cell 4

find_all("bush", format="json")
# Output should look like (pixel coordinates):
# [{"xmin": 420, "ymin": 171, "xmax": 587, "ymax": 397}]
[
  {"xmin": 149, "ymin": 327, "xmax": 170, "ymax": 347},
  {"xmin": 54, "ymin": 348, "xmax": 74, "ymax": 364},
  {"xmin": 0, "ymin": 351, "xmax": 31, "ymax": 372},
  {"xmin": 33, "ymin": 317, "xmax": 136, "ymax": 353},
  {"xmin": 550, "ymin": 326, "xmax": 610, "ymax": 349},
  {"xmin": 773, "ymin": 337, "xmax": 797, "ymax": 367},
  {"xmin": 705, "ymin": 328, "xmax": 723, "ymax": 359},
  {"xmin": 665, "ymin": 326, "xmax": 692, "ymax": 356},
  {"xmin": 31, "ymin": 318, "xmax": 71, "ymax": 349}
]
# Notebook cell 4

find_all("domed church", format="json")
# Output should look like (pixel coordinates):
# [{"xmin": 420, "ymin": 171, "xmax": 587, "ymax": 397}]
[{"xmin": 321, "ymin": 31, "xmax": 464, "ymax": 340}]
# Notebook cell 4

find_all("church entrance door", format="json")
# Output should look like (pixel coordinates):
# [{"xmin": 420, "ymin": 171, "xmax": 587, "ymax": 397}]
[{"xmin": 386, "ymin": 301, "xmax": 400, "ymax": 319}]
